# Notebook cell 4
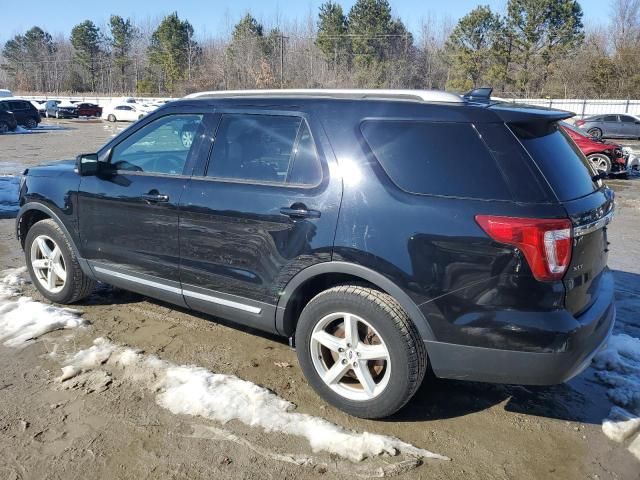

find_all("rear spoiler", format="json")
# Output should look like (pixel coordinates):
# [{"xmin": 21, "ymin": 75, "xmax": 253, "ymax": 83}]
[{"xmin": 489, "ymin": 102, "xmax": 574, "ymax": 124}]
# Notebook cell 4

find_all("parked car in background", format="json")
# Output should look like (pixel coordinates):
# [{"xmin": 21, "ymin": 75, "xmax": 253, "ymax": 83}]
[
  {"xmin": 560, "ymin": 122, "xmax": 628, "ymax": 176},
  {"xmin": 44, "ymin": 100, "xmax": 60, "ymax": 118},
  {"xmin": 30, "ymin": 100, "xmax": 46, "ymax": 115},
  {"xmin": 575, "ymin": 114, "xmax": 640, "ymax": 139},
  {"xmin": 47, "ymin": 101, "xmax": 77, "ymax": 119},
  {"xmin": 17, "ymin": 88, "xmax": 616, "ymax": 419},
  {"xmin": 0, "ymin": 89, "xmax": 13, "ymax": 98},
  {"xmin": 0, "ymin": 110, "xmax": 18, "ymax": 133},
  {"xmin": 0, "ymin": 99, "xmax": 41, "ymax": 128},
  {"xmin": 102, "ymin": 104, "xmax": 144, "ymax": 122},
  {"xmin": 75, "ymin": 102, "xmax": 102, "ymax": 117}
]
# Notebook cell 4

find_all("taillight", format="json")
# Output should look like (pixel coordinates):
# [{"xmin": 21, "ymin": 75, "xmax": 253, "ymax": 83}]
[
  {"xmin": 475, "ymin": 215, "xmax": 572, "ymax": 281},
  {"xmin": 575, "ymin": 120, "xmax": 585, "ymax": 127}
]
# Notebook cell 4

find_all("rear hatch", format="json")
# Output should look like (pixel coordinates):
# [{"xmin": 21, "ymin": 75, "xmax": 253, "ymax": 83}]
[{"xmin": 509, "ymin": 118, "xmax": 613, "ymax": 316}]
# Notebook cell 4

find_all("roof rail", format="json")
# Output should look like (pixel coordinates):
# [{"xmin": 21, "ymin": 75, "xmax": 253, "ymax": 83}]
[{"xmin": 184, "ymin": 89, "xmax": 465, "ymax": 104}]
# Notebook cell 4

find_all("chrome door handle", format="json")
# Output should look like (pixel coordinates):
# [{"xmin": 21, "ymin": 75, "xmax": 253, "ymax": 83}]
[
  {"xmin": 280, "ymin": 207, "xmax": 321, "ymax": 219},
  {"xmin": 141, "ymin": 193, "xmax": 169, "ymax": 203}
]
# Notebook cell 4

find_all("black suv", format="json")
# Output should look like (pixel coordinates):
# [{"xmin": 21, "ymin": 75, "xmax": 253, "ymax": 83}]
[
  {"xmin": 0, "ymin": 99, "xmax": 40, "ymax": 129},
  {"xmin": 17, "ymin": 89, "xmax": 615, "ymax": 418}
]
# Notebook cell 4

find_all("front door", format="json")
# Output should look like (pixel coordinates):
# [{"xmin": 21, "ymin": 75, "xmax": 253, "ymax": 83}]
[
  {"xmin": 178, "ymin": 111, "xmax": 342, "ymax": 332},
  {"xmin": 78, "ymin": 112, "xmax": 209, "ymax": 303}
]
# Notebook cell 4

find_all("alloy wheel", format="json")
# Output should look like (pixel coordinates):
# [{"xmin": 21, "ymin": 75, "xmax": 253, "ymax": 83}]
[
  {"xmin": 310, "ymin": 312, "xmax": 391, "ymax": 401},
  {"xmin": 181, "ymin": 130, "xmax": 194, "ymax": 148},
  {"xmin": 30, "ymin": 234, "xmax": 67, "ymax": 294}
]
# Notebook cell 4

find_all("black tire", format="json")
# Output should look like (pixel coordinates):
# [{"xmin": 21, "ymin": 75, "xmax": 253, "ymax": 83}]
[
  {"xmin": 0, "ymin": 121, "xmax": 8, "ymax": 134},
  {"xmin": 588, "ymin": 127, "xmax": 603, "ymax": 139},
  {"xmin": 24, "ymin": 219, "xmax": 95, "ymax": 304},
  {"xmin": 295, "ymin": 285, "xmax": 427, "ymax": 419},
  {"xmin": 108, "ymin": 114, "xmax": 116, "ymax": 122},
  {"xmin": 25, "ymin": 117, "xmax": 38, "ymax": 129},
  {"xmin": 587, "ymin": 153, "xmax": 612, "ymax": 174}
]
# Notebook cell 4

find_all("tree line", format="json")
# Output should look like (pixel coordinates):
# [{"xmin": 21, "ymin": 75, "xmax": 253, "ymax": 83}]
[{"xmin": 1, "ymin": 0, "xmax": 639, "ymax": 98}]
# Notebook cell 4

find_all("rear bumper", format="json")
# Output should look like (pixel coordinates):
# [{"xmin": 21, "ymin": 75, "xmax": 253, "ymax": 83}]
[{"xmin": 426, "ymin": 270, "xmax": 616, "ymax": 385}]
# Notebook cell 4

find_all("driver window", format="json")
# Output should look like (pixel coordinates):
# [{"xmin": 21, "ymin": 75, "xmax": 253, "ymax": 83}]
[{"xmin": 110, "ymin": 114, "xmax": 204, "ymax": 175}]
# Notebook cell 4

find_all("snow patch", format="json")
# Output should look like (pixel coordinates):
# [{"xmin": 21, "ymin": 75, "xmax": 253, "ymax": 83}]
[
  {"xmin": 593, "ymin": 333, "xmax": 640, "ymax": 460},
  {"xmin": 0, "ymin": 176, "xmax": 19, "ymax": 214},
  {"xmin": 0, "ymin": 268, "xmax": 87, "ymax": 347},
  {"xmin": 61, "ymin": 337, "xmax": 448, "ymax": 463}
]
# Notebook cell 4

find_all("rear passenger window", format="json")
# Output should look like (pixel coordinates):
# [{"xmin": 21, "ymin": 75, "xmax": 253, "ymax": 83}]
[
  {"xmin": 603, "ymin": 115, "xmax": 617, "ymax": 122},
  {"xmin": 208, "ymin": 114, "xmax": 321, "ymax": 186},
  {"xmin": 361, "ymin": 121, "xmax": 511, "ymax": 199}
]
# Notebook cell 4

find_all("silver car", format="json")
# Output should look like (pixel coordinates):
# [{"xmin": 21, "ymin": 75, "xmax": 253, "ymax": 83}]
[{"xmin": 577, "ymin": 114, "xmax": 640, "ymax": 139}]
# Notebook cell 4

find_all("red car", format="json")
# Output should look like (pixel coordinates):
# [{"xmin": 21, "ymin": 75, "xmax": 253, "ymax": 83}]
[
  {"xmin": 560, "ymin": 122, "xmax": 627, "ymax": 176},
  {"xmin": 75, "ymin": 102, "xmax": 102, "ymax": 117}
]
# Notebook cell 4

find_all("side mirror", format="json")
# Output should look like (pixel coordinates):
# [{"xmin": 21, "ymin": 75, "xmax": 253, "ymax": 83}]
[{"xmin": 76, "ymin": 153, "xmax": 115, "ymax": 177}]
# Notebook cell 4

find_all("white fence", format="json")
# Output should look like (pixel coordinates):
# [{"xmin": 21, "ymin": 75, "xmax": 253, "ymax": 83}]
[{"xmin": 13, "ymin": 93, "xmax": 640, "ymax": 118}]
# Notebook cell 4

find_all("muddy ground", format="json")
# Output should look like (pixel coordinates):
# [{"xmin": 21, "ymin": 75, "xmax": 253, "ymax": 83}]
[{"xmin": 0, "ymin": 119, "xmax": 638, "ymax": 479}]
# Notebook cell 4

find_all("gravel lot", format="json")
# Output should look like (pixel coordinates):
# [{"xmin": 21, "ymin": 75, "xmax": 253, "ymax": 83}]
[{"xmin": 0, "ymin": 119, "xmax": 638, "ymax": 479}]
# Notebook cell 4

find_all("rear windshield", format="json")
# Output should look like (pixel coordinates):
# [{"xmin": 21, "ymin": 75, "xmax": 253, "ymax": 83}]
[
  {"xmin": 510, "ymin": 122, "xmax": 597, "ymax": 201},
  {"xmin": 360, "ymin": 121, "xmax": 511, "ymax": 200}
]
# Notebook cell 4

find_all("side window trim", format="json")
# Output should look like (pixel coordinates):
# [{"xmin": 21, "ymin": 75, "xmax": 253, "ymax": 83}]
[{"xmin": 200, "ymin": 110, "xmax": 324, "ymax": 189}]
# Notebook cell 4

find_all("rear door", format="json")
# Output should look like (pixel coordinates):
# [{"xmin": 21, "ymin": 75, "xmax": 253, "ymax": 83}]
[
  {"xmin": 78, "ymin": 112, "xmax": 212, "ymax": 304},
  {"xmin": 618, "ymin": 114, "xmax": 638, "ymax": 138},
  {"xmin": 510, "ymin": 122, "xmax": 613, "ymax": 315},
  {"xmin": 602, "ymin": 115, "xmax": 621, "ymax": 137},
  {"xmin": 178, "ymin": 109, "xmax": 341, "ymax": 332}
]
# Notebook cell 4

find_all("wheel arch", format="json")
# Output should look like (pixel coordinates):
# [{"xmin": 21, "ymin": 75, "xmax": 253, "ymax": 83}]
[
  {"xmin": 275, "ymin": 261, "xmax": 435, "ymax": 341},
  {"xmin": 18, "ymin": 203, "xmax": 79, "ymax": 256}
]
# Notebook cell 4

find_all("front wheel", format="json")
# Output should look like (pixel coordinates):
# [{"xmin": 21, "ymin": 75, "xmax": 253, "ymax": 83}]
[
  {"xmin": 587, "ymin": 153, "xmax": 612, "ymax": 175},
  {"xmin": 25, "ymin": 118, "xmax": 38, "ymax": 129},
  {"xmin": 25, "ymin": 219, "xmax": 95, "ymax": 304},
  {"xmin": 0, "ymin": 121, "xmax": 8, "ymax": 134},
  {"xmin": 295, "ymin": 285, "xmax": 427, "ymax": 419},
  {"xmin": 108, "ymin": 114, "xmax": 116, "ymax": 122}
]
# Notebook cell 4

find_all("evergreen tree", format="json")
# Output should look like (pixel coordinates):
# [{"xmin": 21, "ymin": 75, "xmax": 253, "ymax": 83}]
[
  {"xmin": 316, "ymin": 2, "xmax": 349, "ymax": 68},
  {"xmin": 148, "ymin": 12, "xmax": 197, "ymax": 93},
  {"xmin": 70, "ymin": 20, "xmax": 102, "ymax": 91},
  {"xmin": 109, "ymin": 15, "xmax": 137, "ymax": 93},
  {"xmin": 506, "ymin": 0, "xmax": 584, "ymax": 94},
  {"xmin": 445, "ymin": 6, "xmax": 502, "ymax": 90}
]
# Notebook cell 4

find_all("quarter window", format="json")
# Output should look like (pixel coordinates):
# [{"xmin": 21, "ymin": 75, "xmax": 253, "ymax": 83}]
[
  {"xmin": 620, "ymin": 115, "xmax": 636, "ymax": 123},
  {"xmin": 110, "ymin": 114, "xmax": 204, "ymax": 175},
  {"xmin": 207, "ymin": 114, "xmax": 322, "ymax": 186},
  {"xmin": 361, "ymin": 120, "xmax": 511, "ymax": 199}
]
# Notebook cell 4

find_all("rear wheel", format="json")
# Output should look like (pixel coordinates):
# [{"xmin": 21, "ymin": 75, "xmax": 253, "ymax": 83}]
[
  {"xmin": 587, "ymin": 153, "xmax": 612, "ymax": 175},
  {"xmin": 295, "ymin": 285, "xmax": 427, "ymax": 419},
  {"xmin": 588, "ymin": 127, "xmax": 603, "ymax": 139},
  {"xmin": 108, "ymin": 114, "xmax": 116, "ymax": 122},
  {"xmin": 25, "ymin": 219, "xmax": 95, "ymax": 304},
  {"xmin": 0, "ymin": 121, "xmax": 8, "ymax": 134}
]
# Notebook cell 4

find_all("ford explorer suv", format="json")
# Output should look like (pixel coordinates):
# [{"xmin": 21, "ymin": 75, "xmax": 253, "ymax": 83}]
[{"xmin": 16, "ymin": 88, "xmax": 616, "ymax": 419}]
